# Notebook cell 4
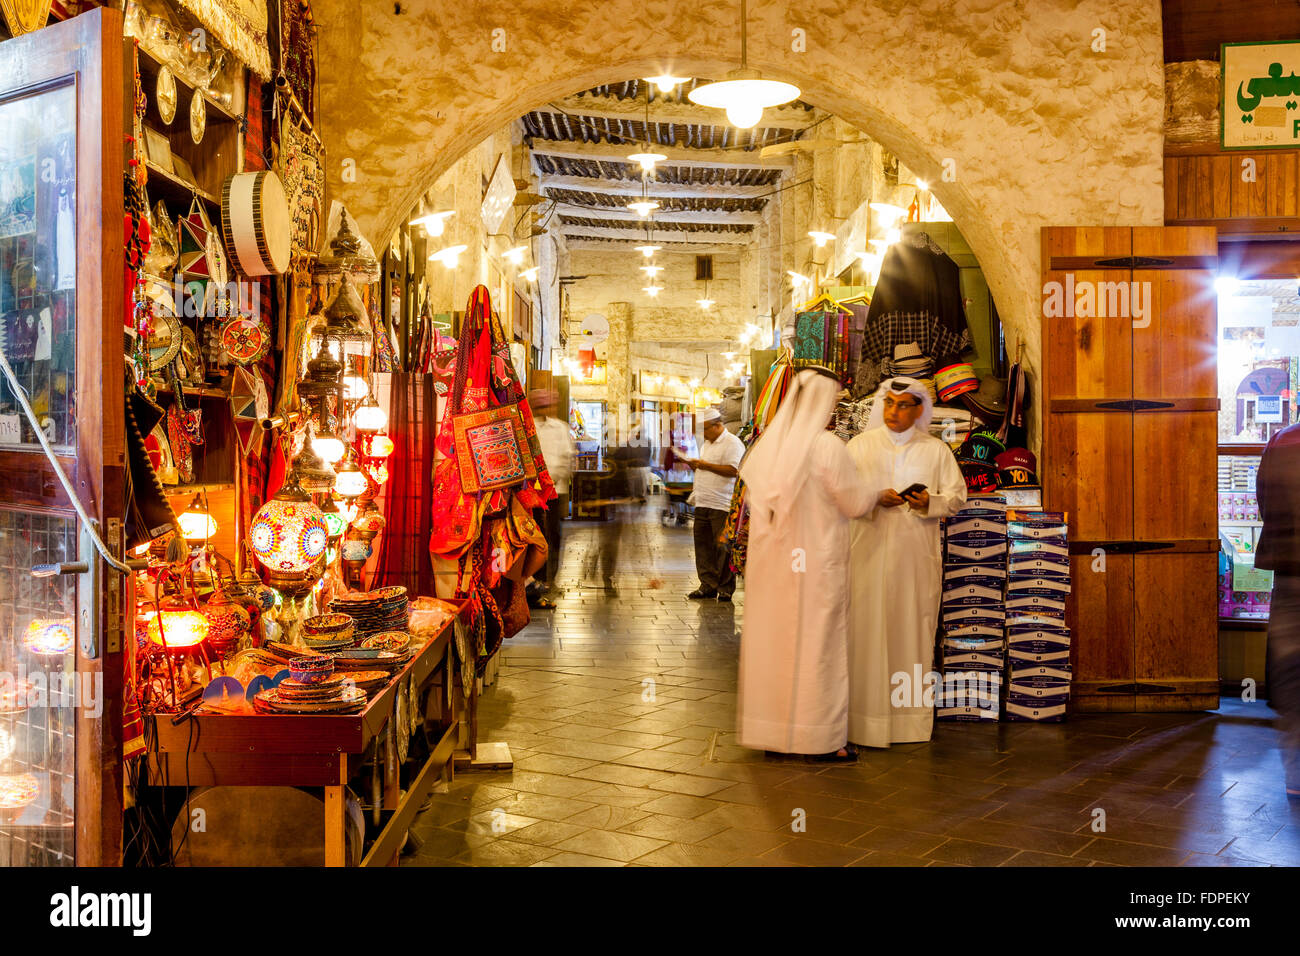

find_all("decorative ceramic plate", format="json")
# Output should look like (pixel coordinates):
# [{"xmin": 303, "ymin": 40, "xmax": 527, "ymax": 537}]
[
  {"xmin": 361, "ymin": 632, "xmax": 410, "ymax": 653},
  {"xmin": 190, "ymin": 89, "xmax": 206, "ymax": 144},
  {"xmin": 220, "ymin": 315, "xmax": 271, "ymax": 365},
  {"xmin": 156, "ymin": 65, "xmax": 177, "ymax": 125}
]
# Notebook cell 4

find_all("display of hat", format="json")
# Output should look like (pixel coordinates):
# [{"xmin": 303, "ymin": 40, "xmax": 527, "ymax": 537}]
[
  {"xmin": 884, "ymin": 341, "xmax": 933, "ymax": 378},
  {"xmin": 995, "ymin": 447, "xmax": 1039, "ymax": 488},
  {"xmin": 961, "ymin": 463, "xmax": 1000, "ymax": 495},
  {"xmin": 956, "ymin": 429, "xmax": 1006, "ymax": 467},
  {"xmin": 935, "ymin": 362, "xmax": 978, "ymax": 402},
  {"xmin": 917, "ymin": 376, "xmax": 939, "ymax": 405},
  {"xmin": 961, "ymin": 376, "xmax": 1008, "ymax": 420}
]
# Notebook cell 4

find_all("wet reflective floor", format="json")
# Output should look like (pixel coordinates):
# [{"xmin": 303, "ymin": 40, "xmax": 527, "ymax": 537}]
[{"xmin": 405, "ymin": 501, "xmax": 1300, "ymax": 866}]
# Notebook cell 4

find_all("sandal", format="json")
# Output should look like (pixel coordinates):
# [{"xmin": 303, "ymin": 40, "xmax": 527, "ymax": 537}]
[{"xmin": 808, "ymin": 745, "xmax": 858, "ymax": 763}]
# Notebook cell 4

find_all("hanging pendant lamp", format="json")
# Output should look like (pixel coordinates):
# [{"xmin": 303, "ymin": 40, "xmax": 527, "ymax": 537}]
[{"xmin": 688, "ymin": 0, "xmax": 800, "ymax": 129}]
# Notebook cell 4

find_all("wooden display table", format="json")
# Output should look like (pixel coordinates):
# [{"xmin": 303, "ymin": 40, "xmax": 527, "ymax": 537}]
[{"xmin": 148, "ymin": 604, "xmax": 465, "ymax": 866}]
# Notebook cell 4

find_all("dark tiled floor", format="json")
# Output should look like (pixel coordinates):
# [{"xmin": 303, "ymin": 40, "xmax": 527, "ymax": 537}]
[{"xmin": 403, "ymin": 502, "xmax": 1300, "ymax": 867}]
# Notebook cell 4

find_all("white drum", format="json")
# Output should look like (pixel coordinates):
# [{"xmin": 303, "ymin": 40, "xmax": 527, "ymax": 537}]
[{"xmin": 221, "ymin": 170, "xmax": 291, "ymax": 277}]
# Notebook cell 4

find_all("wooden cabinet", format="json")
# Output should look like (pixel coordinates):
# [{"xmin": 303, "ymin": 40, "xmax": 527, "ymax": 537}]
[
  {"xmin": 1042, "ymin": 226, "xmax": 1220, "ymax": 712},
  {"xmin": 1165, "ymin": 143, "xmax": 1300, "ymax": 238}
]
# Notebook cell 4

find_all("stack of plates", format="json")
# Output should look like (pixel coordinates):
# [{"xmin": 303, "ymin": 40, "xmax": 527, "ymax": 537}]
[
  {"xmin": 345, "ymin": 670, "xmax": 394, "ymax": 697},
  {"xmin": 329, "ymin": 586, "xmax": 409, "ymax": 637},
  {"xmin": 331, "ymin": 648, "xmax": 408, "ymax": 673},
  {"xmin": 254, "ymin": 674, "xmax": 367, "ymax": 714}
]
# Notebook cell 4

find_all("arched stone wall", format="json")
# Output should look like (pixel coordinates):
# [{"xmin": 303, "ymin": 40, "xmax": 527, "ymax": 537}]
[{"xmin": 315, "ymin": 0, "xmax": 1166, "ymax": 403}]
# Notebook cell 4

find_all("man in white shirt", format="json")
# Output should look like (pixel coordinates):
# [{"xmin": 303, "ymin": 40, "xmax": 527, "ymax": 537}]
[
  {"xmin": 528, "ymin": 388, "xmax": 576, "ymax": 609},
  {"xmin": 680, "ymin": 407, "xmax": 746, "ymax": 602}
]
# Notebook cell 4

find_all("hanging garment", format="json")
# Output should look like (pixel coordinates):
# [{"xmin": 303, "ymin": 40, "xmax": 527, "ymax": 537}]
[
  {"xmin": 860, "ymin": 232, "xmax": 972, "ymax": 377},
  {"xmin": 845, "ymin": 424, "xmax": 967, "ymax": 748},
  {"xmin": 736, "ymin": 371, "xmax": 875, "ymax": 754},
  {"xmin": 723, "ymin": 355, "xmax": 792, "ymax": 574}
]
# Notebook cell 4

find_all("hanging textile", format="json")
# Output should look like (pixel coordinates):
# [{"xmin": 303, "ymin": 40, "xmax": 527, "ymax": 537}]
[
  {"xmin": 280, "ymin": 0, "xmax": 318, "ymax": 119},
  {"xmin": 428, "ymin": 286, "xmax": 555, "ymax": 670},
  {"xmin": 174, "ymin": 0, "xmax": 273, "ymax": 79},
  {"xmin": 373, "ymin": 371, "xmax": 440, "ymax": 597},
  {"xmin": 724, "ymin": 355, "xmax": 793, "ymax": 574},
  {"xmin": 859, "ymin": 232, "xmax": 971, "ymax": 386}
]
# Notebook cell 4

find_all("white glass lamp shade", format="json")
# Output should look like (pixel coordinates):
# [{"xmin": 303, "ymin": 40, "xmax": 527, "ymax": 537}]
[
  {"xmin": 353, "ymin": 400, "xmax": 388, "ymax": 433},
  {"xmin": 313, "ymin": 432, "xmax": 346, "ymax": 464},
  {"xmin": 178, "ymin": 506, "xmax": 217, "ymax": 542},
  {"xmin": 688, "ymin": 75, "xmax": 800, "ymax": 129},
  {"xmin": 335, "ymin": 467, "xmax": 369, "ymax": 498},
  {"xmin": 249, "ymin": 497, "xmax": 329, "ymax": 574},
  {"xmin": 343, "ymin": 374, "xmax": 368, "ymax": 401},
  {"xmin": 627, "ymin": 200, "xmax": 659, "ymax": 217}
]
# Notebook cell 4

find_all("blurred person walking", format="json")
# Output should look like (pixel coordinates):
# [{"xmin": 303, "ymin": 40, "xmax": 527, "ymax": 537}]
[
  {"xmin": 736, "ymin": 368, "xmax": 875, "ymax": 761},
  {"xmin": 1256, "ymin": 421, "xmax": 1300, "ymax": 797},
  {"xmin": 528, "ymin": 387, "xmax": 575, "ymax": 610}
]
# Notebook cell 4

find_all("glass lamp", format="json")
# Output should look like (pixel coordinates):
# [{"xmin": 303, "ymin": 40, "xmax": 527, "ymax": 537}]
[
  {"xmin": 249, "ymin": 470, "xmax": 329, "ymax": 594},
  {"xmin": 293, "ymin": 425, "xmax": 336, "ymax": 493},
  {"xmin": 334, "ymin": 448, "xmax": 369, "ymax": 499},
  {"xmin": 23, "ymin": 618, "xmax": 74, "ymax": 656},
  {"xmin": 313, "ymin": 430, "xmax": 346, "ymax": 465},
  {"xmin": 353, "ymin": 395, "xmax": 388, "ymax": 433},
  {"xmin": 177, "ymin": 494, "xmax": 218, "ymax": 544},
  {"xmin": 364, "ymin": 433, "xmax": 394, "ymax": 459}
]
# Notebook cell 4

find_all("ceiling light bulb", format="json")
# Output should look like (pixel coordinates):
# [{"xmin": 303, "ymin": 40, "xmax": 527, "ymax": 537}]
[
  {"xmin": 869, "ymin": 202, "xmax": 906, "ymax": 227},
  {"xmin": 788, "ymin": 270, "xmax": 811, "ymax": 287},
  {"xmin": 643, "ymin": 285, "xmax": 662, "ymax": 297},
  {"xmin": 725, "ymin": 100, "xmax": 764, "ymax": 129},
  {"xmin": 723, "ymin": 352, "xmax": 735, "ymax": 361},
  {"xmin": 629, "ymin": 152, "xmax": 667, "ymax": 173},
  {"xmin": 916, "ymin": 180, "xmax": 929, "ymax": 191},
  {"xmin": 1215, "ymin": 276, "xmax": 1240, "ymax": 297},
  {"xmin": 504, "ymin": 245, "xmax": 528, "ymax": 265},
  {"xmin": 627, "ymin": 200, "xmax": 660, "ymax": 217},
  {"xmin": 868, "ymin": 238, "xmax": 891, "ymax": 252},
  {"xmin": 808, "ymin": 231, "xmax": 835, "ymax": 247},
  {"xmin": 409, "ymin": 210, "xmax": 456, "ymax": 236},
  {"xmin": 635, "ymin": 245, "xmax": 661, "ymax": 258},
  {"xmin": 521, "ymin": 267, "xmax": 540, "ymax": 282},
  {"xmin": 428, "ymin": 243, "xmax": 468, "ymax": 268},
  {"xmin": 641, "ymin": 264, "xmax": 663, "ymax": 277},
  {"xmin": 698, "ymin": 298, "xmax": 715, "ymax": 310},
  {"xmin": 645, "ymin": 74, "xmax": 689, "ymax": 93},
  {"xmin": 885, "ymin": 227, "xmax": 901, "ymax": 244},
  {"xmin": 689, "ymin": 379, "xmax": 700, "ymax": 389}
]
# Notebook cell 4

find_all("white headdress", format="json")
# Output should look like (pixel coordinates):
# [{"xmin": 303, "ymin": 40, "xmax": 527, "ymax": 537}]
[
  {"xmin": 739, "ymin": 368, "xmax": 839, "ymax": 534},
  {"xmin": 863, "ymin": 375, "xmax": 934, "ymax": 433}
]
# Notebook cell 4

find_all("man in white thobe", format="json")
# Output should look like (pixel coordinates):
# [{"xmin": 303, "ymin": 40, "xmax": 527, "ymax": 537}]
[
  {"xmin": 736, "ymin": 368, "xmax": 876, "ymax": 759},
  {"xmin": 846, "ymin": 377, "xmax": 967, "ymax": 748}
]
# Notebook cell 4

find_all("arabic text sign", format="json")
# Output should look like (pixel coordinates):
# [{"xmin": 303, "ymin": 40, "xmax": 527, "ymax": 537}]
[{"xmin": 1222, "ymin": 41, "xmax": 1300, "ymax": 149}]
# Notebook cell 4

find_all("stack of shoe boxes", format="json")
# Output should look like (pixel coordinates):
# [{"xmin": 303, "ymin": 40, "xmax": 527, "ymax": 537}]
[
  {"xmin": 938, "ymin": 495, "xmax": 1008, "ymax": 721},
  {"xmin": 1004, "ymin": 511, "xmax": 1072, "ymax": 721}
]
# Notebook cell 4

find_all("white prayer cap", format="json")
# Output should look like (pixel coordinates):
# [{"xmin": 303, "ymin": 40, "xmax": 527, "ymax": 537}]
[{"xmin": 698, "ymin": 408, "xmax": 722, "ymax": 424}]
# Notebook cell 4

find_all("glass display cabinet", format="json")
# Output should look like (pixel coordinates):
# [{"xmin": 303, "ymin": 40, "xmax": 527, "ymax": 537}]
[{"xmin": 0, "ymin": 7, "xmax": 127, "ymax": 865}]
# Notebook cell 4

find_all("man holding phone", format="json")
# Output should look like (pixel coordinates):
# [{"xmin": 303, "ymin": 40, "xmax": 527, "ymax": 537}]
[
  {"xmin": 845, "ymin": 376, "xmax": 967, "ymax": 748},
  {"xmin": 680, "ymin": 408, "xmax": 745, "ymax": 601}
]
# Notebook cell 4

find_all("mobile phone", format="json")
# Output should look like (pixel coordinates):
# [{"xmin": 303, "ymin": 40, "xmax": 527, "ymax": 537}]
[{"xmin": 900, "ymin": 482, "xmax": 927, "ymax": 498}]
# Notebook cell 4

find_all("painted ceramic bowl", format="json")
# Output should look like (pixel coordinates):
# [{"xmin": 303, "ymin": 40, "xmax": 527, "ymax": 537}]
[
  {"xmin": 361, "ymin": 631, "xmax": 410, "ymax": 654},
  {"xmin": 303, "ymin": 613, "xmax": 354, "ymax": 636},
  {"xmin": 288, "ymin": 656, "xmax": 334, "ymax": 684}
]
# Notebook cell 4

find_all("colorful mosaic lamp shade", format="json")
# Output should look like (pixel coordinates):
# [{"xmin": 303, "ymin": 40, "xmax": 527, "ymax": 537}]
[
  {"xmin": 250, "ymin": 475, "xmax": 329, "ymax": 577},
  {"xmin": 23, "ymin": 618, "xmax": 74, "ymax": 656},
  {"xmin": 202, "ymin": 587, "xmax": 251, "ymax": 656},
  {"xmin": 141, "ymin": 607, "xmax": 210, "ymax": 650}
]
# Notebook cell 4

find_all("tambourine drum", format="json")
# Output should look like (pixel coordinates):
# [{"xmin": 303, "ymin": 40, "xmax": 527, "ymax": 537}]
[{"xmin": 221, "ymin": 171, "xmax": 291, "ymax": 277}]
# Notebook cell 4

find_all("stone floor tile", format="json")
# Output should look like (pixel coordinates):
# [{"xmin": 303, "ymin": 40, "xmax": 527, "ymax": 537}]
[
  {"xmin": 637, "ymin": 792, "xmax": 722, "ymax": 819},
  {"xmin": 924, "ymin": 838, "xmax": 1019, "ymax": 867},
  {"xmin": 617, "ymin": 812, "xmax": 730, "ymax": 844},
  {"xmin": 553, "ymin": 829, "xmax": 669, "ymax": 862}
]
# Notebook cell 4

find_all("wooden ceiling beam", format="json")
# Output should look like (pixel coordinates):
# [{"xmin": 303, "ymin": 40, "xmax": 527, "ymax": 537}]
[
  {"xmin": 543, "ymin": 94, "xmax": 818, "ymax": 131},
  {"xmin": 540, "ymin": 174, "xmax": 772, "ymax": 200},
  {"xmin": 556, "ymin": 205, "xmax": 762, "ymax": 226},
  {"xmin": 560, "ymin": 225, "xmax": 752, "ymax": 245},
  {"xmin": 528, "ymin": 138, "xmax": 793, "ymax": 170}
]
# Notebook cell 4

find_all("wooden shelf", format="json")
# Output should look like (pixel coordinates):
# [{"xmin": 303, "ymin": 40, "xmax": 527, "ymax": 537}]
[
  {"xmin": 157, "ymin": 383, "xmax": 229, "ymax": 400},
  {"xmin": 143, "ymin": 160, "xmax": 219, "ymax": 208},
  {"xmin": 165, "ymin": 483, "xmax": 235, "ymax": 496}
]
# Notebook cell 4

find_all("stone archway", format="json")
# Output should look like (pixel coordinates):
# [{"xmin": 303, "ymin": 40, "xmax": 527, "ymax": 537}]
[{"xmin": 314, "ymin": 0, "xmax": 1166, "ymax": 425}]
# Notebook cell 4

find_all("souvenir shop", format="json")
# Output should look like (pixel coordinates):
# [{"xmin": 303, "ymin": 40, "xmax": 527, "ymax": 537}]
[{"xmin": 0, "ymin": 2, "xmax": 551, "ymax": 867}]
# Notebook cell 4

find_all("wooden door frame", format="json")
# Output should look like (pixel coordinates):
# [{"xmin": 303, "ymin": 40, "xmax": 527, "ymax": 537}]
[{"xmin": 0, "ymin": 6, "xmax": 127, "ymax": 865}]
